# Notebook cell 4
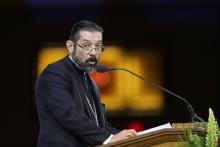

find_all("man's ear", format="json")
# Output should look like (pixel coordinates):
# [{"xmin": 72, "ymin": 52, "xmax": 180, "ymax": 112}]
[{"xmin": 66, "ymin": 40, "xmax": 74, "ymax": 54}]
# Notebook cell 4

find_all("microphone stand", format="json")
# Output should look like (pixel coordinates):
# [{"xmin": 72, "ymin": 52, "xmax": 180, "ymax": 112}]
[{"xmin": 108, "ymin": 67, "xmax": 205, "ymax": 123}]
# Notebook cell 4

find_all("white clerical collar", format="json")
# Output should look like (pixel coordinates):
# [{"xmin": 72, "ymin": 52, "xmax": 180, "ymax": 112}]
[
  {"xmin": 69, "ymin": 55, "xmax": 79, "ymax": 67},
  {"xmin": 69, "ymin": 55, "xmax": 74, "ymax": 63}
]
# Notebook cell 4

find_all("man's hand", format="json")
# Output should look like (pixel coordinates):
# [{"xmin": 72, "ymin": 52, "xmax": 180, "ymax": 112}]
[{"xmin": 109, "ymin": 129, "xmax": 137, "ymax": 143}]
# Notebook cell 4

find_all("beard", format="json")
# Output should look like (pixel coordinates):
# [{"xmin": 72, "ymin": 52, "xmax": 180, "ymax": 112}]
[{"xmin": 71, "ymin": 54, "xmax": 98, "ymax": 73}]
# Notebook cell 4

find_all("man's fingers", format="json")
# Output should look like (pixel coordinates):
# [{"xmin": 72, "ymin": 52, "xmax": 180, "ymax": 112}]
[
  {"xmin": 118, "ymin": 129, "xmax": 137, "ymax": 137},
  {"xmin": 127, "ymin": 129, "xmax": 138, "ymax": 137}
]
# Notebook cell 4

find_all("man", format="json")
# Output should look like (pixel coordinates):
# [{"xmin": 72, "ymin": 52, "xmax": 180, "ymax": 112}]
[{"xmin": 35, "ymin": 20, "xmax": 137, "ymax": 147}]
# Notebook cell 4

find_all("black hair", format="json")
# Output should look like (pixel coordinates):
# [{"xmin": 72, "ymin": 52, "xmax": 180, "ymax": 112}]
[{"xmin": 69, "ymin": 20, "xmax": 103, "ymax": 41}]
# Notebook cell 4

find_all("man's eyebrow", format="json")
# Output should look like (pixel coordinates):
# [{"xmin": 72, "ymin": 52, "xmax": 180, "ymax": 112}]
[
  {"xmin": 81, "ymin": 39, "xmax": 90, "ymax": 42},
  {"xmin": 81, "ymin": 39, "xmax": 102, "ymax": 43}
]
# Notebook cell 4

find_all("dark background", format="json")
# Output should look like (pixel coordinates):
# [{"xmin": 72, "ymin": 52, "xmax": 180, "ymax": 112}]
[{"xmin": 0, "ymin": 0, "xmax": 219, "ymax": 146}]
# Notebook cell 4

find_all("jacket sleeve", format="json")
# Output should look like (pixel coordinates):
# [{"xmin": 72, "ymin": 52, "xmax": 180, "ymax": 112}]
[
  {"xmin": 105, "ymin": 121, "xmax": 120, "ymax": 134},
  {"xmin": 36, "ymin": 68, "xmax": 111, "ymax": 146}
]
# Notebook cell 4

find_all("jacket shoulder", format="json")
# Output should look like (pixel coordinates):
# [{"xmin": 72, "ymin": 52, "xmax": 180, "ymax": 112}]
[
  {"xmin": 42, "ymin": 57, "xmax": 70, "ymax": 74},
  {"xmin": 38, "ymin": 57, "xmax": 71, "ymax": 82}
]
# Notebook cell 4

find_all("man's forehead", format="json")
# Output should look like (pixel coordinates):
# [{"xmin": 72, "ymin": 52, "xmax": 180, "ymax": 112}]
[{"xmin": 78, "ymin": 30, "xmax": 102, "ymax": 42}]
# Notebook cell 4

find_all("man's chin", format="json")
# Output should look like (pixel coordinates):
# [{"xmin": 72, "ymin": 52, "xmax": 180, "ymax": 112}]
[{"xmin": 85, "ymin": 64, "xmax": 97, "ymax": 72}]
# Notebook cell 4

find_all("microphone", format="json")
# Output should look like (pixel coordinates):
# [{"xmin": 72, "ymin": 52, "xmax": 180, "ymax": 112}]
[{"xmin": 96, "ymin": 64, "xmax": 204, "ymax": 123}]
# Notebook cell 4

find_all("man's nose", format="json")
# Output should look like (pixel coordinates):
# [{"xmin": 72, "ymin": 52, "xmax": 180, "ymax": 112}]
[{"xmin": 89, "ymin": 47, "xmax": 97, "ymax": 55}]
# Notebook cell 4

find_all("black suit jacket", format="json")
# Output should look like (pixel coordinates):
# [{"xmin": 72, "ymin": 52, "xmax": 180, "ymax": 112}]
[{"xmin": 35, "ymin": 56, "xmax": 119, "ymax": 147}]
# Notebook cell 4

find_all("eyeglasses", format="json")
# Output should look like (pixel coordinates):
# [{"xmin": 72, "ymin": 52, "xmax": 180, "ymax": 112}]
[{"xmin": 74, "ymin": 42, "xmax": 104, "ymax": 53}]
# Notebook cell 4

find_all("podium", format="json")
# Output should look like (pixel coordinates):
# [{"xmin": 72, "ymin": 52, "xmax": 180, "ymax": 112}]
[{"xmin": 98, "ymin": 123, "xmax": 205, "ymax": 147}]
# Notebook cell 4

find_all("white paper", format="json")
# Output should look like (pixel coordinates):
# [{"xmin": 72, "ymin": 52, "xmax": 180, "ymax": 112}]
[{"xmin": 137, "ymin": 122, "xmax": 172, "ymax": 135}]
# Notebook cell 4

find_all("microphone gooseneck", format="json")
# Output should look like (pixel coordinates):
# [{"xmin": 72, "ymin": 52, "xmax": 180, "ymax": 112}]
[{"xmin": 95, "ymin": 64, "xmax": 204, "ymax": 123}]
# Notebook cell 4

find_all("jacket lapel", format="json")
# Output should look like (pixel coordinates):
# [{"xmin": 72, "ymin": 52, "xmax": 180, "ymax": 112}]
[
  {"xmin": 63, "ymin": 56, "xmax": 96, "ymax": 122},
  {"xmin": 63, "ymin": 56, "xmax": 105, "ymax": 127},
  {"xmin": 88, "ymin": 76, "xmax": 106, "ymax": 127}
]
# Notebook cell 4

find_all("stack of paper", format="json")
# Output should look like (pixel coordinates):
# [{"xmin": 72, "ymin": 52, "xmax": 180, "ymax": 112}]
[{"xmin": 137, "ymin": 123, "xmax": 172, "ymax": 135}]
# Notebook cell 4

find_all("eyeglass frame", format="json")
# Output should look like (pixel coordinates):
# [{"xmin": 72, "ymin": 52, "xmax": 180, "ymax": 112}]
[{"xmin": 74, "ymin": 42, "xmax": 104, "ymax": 53}]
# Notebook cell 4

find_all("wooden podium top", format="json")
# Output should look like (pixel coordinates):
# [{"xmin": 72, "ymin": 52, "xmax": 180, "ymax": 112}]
[{"xmin": 98, "ymin": 123, "xmax": 205, "ymax": 147}]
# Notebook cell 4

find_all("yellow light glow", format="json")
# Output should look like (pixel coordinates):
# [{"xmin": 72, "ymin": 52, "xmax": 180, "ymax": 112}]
[
  {"xmin": 37, "ymin": 45, "xmax": 164, "ymax": 115},
  {"xmin": 99, "ymin": 46, "xmax": 164, "ymax": 112},
  {"xmin": 37, "ymin": 47, "xmax": 67, "ymax": 74}
]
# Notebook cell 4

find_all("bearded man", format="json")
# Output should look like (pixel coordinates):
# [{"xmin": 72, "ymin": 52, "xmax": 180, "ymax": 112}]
[{"xmin": 35, "ymin": 20, "xmax": 137, "ymax": 147}]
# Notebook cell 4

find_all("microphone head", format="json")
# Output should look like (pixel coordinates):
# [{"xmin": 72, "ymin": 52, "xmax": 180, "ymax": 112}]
[{"xmin": 96, "ymin": 64, "xmax": 108, "ymax": 73}]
